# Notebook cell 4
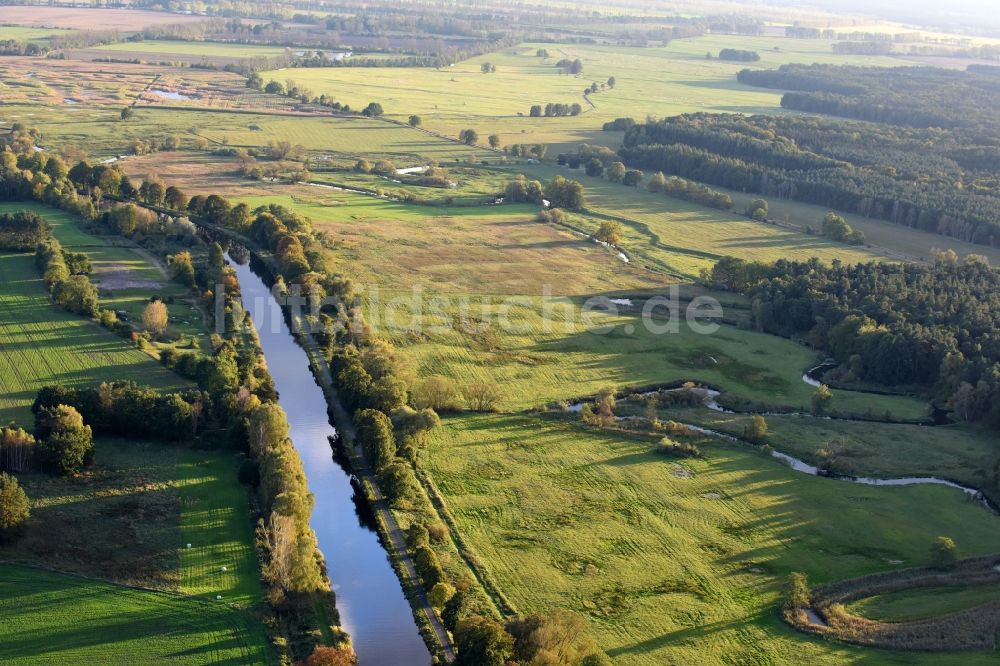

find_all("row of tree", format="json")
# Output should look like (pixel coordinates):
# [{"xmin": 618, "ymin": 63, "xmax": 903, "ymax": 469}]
[
  {"xmin": 528, "ymin": 103, "xmax": 583, "ymax": 117},
  {"xmin": 34, "ymin": 236, "xmax": 98, "ymax": 317}
]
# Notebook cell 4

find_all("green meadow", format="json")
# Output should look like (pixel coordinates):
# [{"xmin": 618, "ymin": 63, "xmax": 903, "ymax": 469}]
[
  {"xmin": 517, "ymin": 164, "xmax": 889, "ymax": 277},
  {"xmin": 178, "ymin": 453, "xmax": 263, "ymax": 606},
  {"xmin": 237, "ymin": 189, "xmax": 660, "ymax": 295},
  {"xmin": 4, "ymin": 101, "xmax": 489, "ymax": 161},
  {"xmin": 370, "ymin": 293, "xmax": 927, "ymax": 418},
  {"xmin": 236, "ymin": 189, "xmax": 926, "ymax": 419},
  {"xmin": 424, "ymin": 412, "xmax": 1000, "ymax": 666},
  {"xmin": 0, "ymin": 564, "xmax": 271, "ymax": 665},
  {"xmin": 261, "ymin": 35, "xmax": 916, "ymax": 153},
  {"xmin": 1, "ymin": 202, "xmax": 209, "ymax": 356},
  {"xmin": 0, "ymin": 25, "xmax": 70, "ymax": 42}
]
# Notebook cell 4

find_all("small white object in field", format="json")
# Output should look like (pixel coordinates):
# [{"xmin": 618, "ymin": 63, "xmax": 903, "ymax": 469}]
[
  {"xmin": 186, "ymin": 543, "xmax": 192, "ymax": 548},
  {"xmin": 221, "ymin": 566, "xmax": 227, "ymax": 572},
  {"xmin": 216, "ymin": 595, "xmax": 222, "ymax": 600}
]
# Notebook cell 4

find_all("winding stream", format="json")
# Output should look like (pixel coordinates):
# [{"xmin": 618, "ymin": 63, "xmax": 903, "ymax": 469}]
[
  {"xmin": 228, "ymin": 254, "xmax": 431, "ymax": 666},
  {"xmin": 567, "ymin": 389, "xmax": 991, "ymax": 510}
]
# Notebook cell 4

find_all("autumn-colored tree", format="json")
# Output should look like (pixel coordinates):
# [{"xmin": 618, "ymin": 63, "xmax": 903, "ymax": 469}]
[
  {"xmin": 142, "ymin": 300, "xmax": 169, "ymax": 338},
  {"xmin": 305, "ymin": 645, "xmax": 357, "ymax": 666}
]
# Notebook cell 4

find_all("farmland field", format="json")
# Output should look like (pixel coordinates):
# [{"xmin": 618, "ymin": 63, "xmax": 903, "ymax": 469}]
[
  {"xmin": 0, "ymin": 564, "xmax": 271, "ymax": 665},
  {"xmin": 261, "ymin": 36, "xmax": 916, "ymax": 153},
  {"xmin": 424, "ymin": 412, "xmax": 1000, "ymax": 666},
  {"xmin": 0, "ymin": 6, "xmax": 209, "ymax": 30},
  {"xmin": 91, "ymin": 39, "xmax": 292, "ymax": 58}
]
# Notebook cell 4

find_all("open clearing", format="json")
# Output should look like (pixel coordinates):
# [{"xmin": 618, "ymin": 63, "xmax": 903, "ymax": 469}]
[
  {"xmin": 2, "ymin": 435, "xmax": 270, "ymax": 661},
  {"xmin": 8, "ymin": 439, "xmax": 261, "ymax": 600},
  {"xmin": 425, "ymin": 412, "xmax": 1000, "ymax": 666}
]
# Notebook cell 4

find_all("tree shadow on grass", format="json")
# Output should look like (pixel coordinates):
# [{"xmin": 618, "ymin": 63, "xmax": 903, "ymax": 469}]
[{"xmin": 605, "ymin": 609, "xmax": 771, "ymax": 658}]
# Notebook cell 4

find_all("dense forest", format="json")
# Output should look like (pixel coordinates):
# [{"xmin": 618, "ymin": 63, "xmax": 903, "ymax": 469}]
[
  {"xmin": 709, "ymin": 254, "xmax": 1000, "ymax": 429},
  {"xmin": 737, "ymin": 64, "xmax": 1000, "ymax": 130},
  {"xmin": 618, "ymin": 113, "xmax": 1000, "ymax": 247}
]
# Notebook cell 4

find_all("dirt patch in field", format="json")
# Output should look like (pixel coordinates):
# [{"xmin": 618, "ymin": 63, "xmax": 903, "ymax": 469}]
[
  {"xmin": 0, "ymin": 7, "xmax": 209, "ymax": 30},
  {"xmin": 98, "ymin": 263, "xmax": 163, "ymax": 291}
]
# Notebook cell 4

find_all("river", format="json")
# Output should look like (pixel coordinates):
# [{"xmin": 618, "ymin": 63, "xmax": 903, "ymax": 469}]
[{"xmin": 228, "ymin": 253, "xmax": 431, "ymax": 666}]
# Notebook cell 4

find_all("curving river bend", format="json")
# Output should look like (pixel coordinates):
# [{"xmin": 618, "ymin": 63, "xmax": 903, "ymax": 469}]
[{"xmin": 229, "ymin": 254, "xmax": 431, "ymax": 666}]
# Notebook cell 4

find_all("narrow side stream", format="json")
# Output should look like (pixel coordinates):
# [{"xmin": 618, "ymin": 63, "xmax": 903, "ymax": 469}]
[{"xmin": 229, "ymin": 254, "xmax": 431, "ymax": 666}]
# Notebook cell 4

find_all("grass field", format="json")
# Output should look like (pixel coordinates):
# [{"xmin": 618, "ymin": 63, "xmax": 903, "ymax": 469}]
[
  {"xmin": 0, "ymin": 202, "xmax": 210, "ymax": 354},
  {"xmin": 2, "ymin": 437, "xmax": 271, "ymax": 661},
  {"xmin": 178, "ymin": 453, "xmax": 263, "ymax": 605},
  {"xmin": 847, "ymin": 583, "xmax": 1000, "ymax": 623},
  {"xmin": 0, "ymin": 564, "xmax": 271, "ymax": 665},
  {"xmin": 0, "ymin": 25, "xmax": 70, "ymax": 42},
  {"xmin": 237, "ymin": 189, "xmax": 662, "ymax": 295},
  {"xmin": 260, "ymin": 35, "xmax": 917, "ymax": 153},
  {"xmin": 516, "ymin": 164, "xmax": 889, "ymax": 277},
  {"xmin": 722, "ymin": 189, "xmax": 1000, "ymax": 266},
  {"xmin": 376, "ymin": 293, "xmax": 927, "ymax": 417},
  {"xmin": 92, "ymin": 39, "xmax": 291, "ymax": 58},
  {"xmin": 424, "ymin": 412, "xmax": 1000, "ymax": 665},
  {"xmin": 39, "ymin": 106, "xmax": 486, "ymax": 161},
  {"xmin": 0, "ymin": 56, "xmax": 489, "ymax": 161},
  {"xmin": 230, "ymin": 187, "xmax": 926, "ymax": 418},
  {"xmin": 6, "ymin": 439, "xmax": 262, "ymax": 597}
]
